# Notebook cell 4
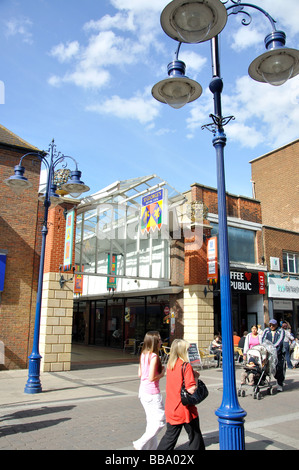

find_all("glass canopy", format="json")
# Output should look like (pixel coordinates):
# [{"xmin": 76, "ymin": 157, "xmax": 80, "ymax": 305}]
[{"xmin": 75, "ymin": 175, "xmax": 186, "ymax": 294}]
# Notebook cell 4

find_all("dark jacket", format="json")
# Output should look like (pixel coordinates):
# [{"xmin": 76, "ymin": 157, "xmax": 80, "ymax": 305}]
[{"xmin": 262, "ymin": 327, "xmax": 285, "ymax": 354}]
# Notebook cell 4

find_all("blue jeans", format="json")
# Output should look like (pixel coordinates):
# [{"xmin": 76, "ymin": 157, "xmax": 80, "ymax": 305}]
[{"xmin": 283, "ymin": 342, "xmax": 293, "ymax": 369}]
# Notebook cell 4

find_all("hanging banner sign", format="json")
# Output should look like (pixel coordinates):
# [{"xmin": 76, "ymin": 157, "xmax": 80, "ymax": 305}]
[
  {"xmin": 63, "ymin": 209, "xmax": 75, "ymax": 271},
  {"xmin": 207, "ymin": 236, "xmax": 218, "ymax": 284},
  {"xmin": 107, "ymin": 254, "xmax": 117, "ymax": 290},
  {"xmin": 141, "ymin": 189, "xmax": 166, "ymax": 234},
  {"xmin": 74, "ymin": 264, "xmax": 84, "ymax": 295}
]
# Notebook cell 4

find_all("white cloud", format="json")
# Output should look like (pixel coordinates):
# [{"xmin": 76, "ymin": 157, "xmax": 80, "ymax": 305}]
[
  {"xmin": 86, "ymin": 93, "xmax": 160, "ymax": 124},
  {"xmin": 5, "ymin": 17, "xmax": 33, "ymax": 44},
  {"xmin": 110, "ymin": 0, "xmax": 168, "ymax": 13},
  {"xmin": 84, "ymin": 12, "xmax": 136, "ymax": 33},
  {"xmin": 50, "ymin": 41, "xmax": 80, "ymax": 63},
  {"xmin": 49, "ymin": 68, "xmax": 111, "ymax": 89},
  {"xmin": 186, "ymin": 73, "xmax": 299, "ymax": 150}
]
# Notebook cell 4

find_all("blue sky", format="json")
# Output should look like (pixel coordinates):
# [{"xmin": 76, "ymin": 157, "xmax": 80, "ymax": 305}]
[{"xmin": 1, "ymin": 0, "xmax": 299, "ymax": 199}]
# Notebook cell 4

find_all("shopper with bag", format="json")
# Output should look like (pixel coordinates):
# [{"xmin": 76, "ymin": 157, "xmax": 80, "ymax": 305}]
[
  {"xmin": 157, "ymin": 339, "xmax": 205, "ymax": 451},
  {"xmin": 133, "ymin": 331, "xmax": 166, "ymax": 450}
]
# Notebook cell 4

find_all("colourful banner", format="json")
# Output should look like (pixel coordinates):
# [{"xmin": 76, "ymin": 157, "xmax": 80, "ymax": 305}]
[
  {"xmin": 107, "ymin": 254, "xmax": 117, "ymax": 290},
  {"xmin": 207, "ymin": 236, "xmax": 218, "ymax": 284},
  {"xmin": 74, "ymin": 264, "xmax": 84, "ymax": 295},
  {"xmin": 63, "ymin": 209, "xmax": 75, "ymax": 270},
  {"xmin": 141, "ymin": 189, "xmax": 163, "ymax": 234}
]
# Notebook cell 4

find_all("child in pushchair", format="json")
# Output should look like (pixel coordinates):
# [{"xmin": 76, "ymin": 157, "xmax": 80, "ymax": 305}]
[
  {"xmin": 238, "ymin": 342, "xmax": 276, "ymax": 399},
  {"xmin": 240, "ymin": 355, "xmax": 260, "ymax": 386}
]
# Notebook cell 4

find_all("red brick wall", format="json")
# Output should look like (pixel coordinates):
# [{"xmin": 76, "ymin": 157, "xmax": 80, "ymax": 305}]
[
  {"xmin": 44, "ymin": 203, "xmax": 77, "ymax": 273},
  {"xmin": 251, "ymin": 140, "xmax": 299, "ymax": 232},
  {"xmin": 185, "ymin": 183, "xmax": 262, "ymax": 285},
  {"xmin": 0, "ymin": 146, "xmax": 42, "ymax": 369},
  {"xmin": 263, "ymin": 226, "xmax": 299, "ymax": 271}
]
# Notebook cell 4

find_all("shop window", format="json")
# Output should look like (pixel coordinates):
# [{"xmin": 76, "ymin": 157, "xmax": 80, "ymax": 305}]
[
  {"xmin": 283, "ymin": 252, "xmax": 299, "ymax": 274},
  {"xmin": 211, "ymin": 223, "xmax": 256, "ymax": 264}
]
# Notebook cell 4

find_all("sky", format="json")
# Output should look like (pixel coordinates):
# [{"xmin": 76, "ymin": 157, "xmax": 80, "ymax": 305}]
[{"xmin": 0, "ymin": 0, "xmax": 299, "ymax": 200}]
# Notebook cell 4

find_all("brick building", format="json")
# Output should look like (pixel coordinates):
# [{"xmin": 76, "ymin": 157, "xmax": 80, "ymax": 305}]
[
  {"xmin": 250, "ymin": 140, "xmax": 299, "ymax": 332},
  {"xmin": 0, "ymin": 124, "xmax": 43, "ymax": 369},
  {"xmin": 0, "ymin": 124, "xmax": 79, "ymax": 371},
  {"xmin": 183, "ymin": 183, "xmax": 265, "ymax": 347}
]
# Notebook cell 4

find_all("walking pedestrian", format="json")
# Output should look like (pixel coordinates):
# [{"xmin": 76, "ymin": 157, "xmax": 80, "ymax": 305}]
[
  {"xmin": 133, "ymin": 331, "xmax": 166, "ymax": 450},
  {"xmin": 157, "ymin": 339, "xmax": 205, "ymax": 451},
  {"xmin": 281, "ymin": 321, "xmax": 294, "ymax": 369},
  {"xmin": 262, "ymin": 319, "xmax": 285, "ymax": 392},
  {"xmin": 243, "ymin": 325, "xmax": 262, "ymax": 358}
]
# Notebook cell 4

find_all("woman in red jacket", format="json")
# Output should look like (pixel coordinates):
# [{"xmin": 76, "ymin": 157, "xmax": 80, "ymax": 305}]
[{"xmin": 157, "ymin": 339, "xmax": 205, "ymax": 450}]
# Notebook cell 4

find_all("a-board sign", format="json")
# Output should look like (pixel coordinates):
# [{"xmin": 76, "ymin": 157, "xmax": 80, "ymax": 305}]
[{"xmin": 188, "ymin": 343, "xmax": 201, "ymax": 367}]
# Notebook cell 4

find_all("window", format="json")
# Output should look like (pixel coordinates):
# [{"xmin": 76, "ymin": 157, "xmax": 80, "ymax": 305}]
[
  {"xmin": 283, "ymin": 252, "xmax": 299, "ymax": 274},
  {"xmin": 211, "ymin": 223, "xmax": 256, "ymax": 264}
]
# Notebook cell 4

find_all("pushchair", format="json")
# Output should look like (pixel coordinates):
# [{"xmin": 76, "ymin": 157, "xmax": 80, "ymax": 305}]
[{"xmin": 238, "ymin": 340, "xmax": 277, "ymax": 400}]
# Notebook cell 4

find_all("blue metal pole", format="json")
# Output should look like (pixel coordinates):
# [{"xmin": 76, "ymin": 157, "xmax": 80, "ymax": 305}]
[
  {"xmin": 24, "ymin": 144, "xmax": 53, "ymax": 394},
  {"xmin": 209, "ymin": 37, "xmax": 247, "ymax": 449},
  {"xmin": 24, "ymin": 223, "xmax": 48, "ymax": 393}
]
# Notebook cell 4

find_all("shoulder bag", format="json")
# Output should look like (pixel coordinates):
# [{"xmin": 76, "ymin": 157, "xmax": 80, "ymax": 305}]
[{"xmin": 180, "ymin": 362, "xmax": 209, "ymax": 406}]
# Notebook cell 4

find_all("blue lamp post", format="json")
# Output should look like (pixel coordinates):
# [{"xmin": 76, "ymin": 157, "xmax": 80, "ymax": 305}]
[
  {"xmin": 5, "ymin": 139, "xmax": 89, "ymax": 394},
  {"xmin": 152, "ymin": 0, "xmax": 299, "ymax": 450}
]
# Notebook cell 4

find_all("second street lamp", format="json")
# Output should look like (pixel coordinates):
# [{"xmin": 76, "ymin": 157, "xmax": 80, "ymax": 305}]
[
  {"xmin": 152, "ymin": 0, "xmax": 299, "ymax": 450},
  {"xmin": 5, "ymin": 139, "xmax": 90, "ymax": 394}
]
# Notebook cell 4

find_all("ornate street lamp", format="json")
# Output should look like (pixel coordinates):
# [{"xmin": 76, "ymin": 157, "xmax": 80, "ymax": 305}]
[
  {"xmin": 152, "ymin": 0, "xmax": 299, "ymax": 450},
  {"xmin": 5, "ymin": 139, "xmax": 89, "ymax": 394}
]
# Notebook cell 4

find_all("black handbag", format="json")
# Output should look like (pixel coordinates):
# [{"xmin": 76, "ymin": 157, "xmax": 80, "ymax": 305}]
[{"xmin": 180, "ymin": 362, "xmax": 209, "ymax": 406}]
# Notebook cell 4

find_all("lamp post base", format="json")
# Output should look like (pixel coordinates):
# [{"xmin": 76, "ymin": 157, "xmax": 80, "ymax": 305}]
[
  {"xmin": 216, "ymin": 413, "xmax": 246, "ymax": 450},
  {"xmin": 24, "ymin": 353, "xmax": 42, "ymax": 394}
]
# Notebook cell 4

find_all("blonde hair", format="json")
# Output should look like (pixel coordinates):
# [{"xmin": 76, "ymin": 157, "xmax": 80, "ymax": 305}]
[
  {"xmin": 140, "ymin": 331, "xmax": 162, "ymax": 373},
  {"xmin": 167, "ymin": 339, "xmax": 190, "ymax": 370}
]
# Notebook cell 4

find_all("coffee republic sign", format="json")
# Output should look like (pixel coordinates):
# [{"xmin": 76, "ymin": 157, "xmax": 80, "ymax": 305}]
[{"xmin": 230, "ymin": 270, "xmax": 266, "ymax": 294}]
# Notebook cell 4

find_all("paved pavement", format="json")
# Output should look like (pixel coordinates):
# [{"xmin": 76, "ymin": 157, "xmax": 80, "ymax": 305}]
[{"xmin": 0, "ymin": 352, "xmax": 299, "ymax": 452}]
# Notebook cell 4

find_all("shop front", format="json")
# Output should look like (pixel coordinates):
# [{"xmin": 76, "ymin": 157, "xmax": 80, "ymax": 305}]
[
  {"xmin": 72, "ymin": 175, "xmax": 186, "ymax": 351},
  {"xmin": 73, "ymin": 295, "xmax": 171, "ymax": 349},
  {"xmin": 213, "ymin": 269, "xmax": 266, "ymax": 335},
  {"xmin": 268, "ymin": 274, "xmax": 299, "ymax": 333}
]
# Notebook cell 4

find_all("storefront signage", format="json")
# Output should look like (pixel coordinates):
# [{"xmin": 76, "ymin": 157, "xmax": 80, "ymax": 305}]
[
  {"xmin": 230, "ymin": 270, "xmax": 266, "ymax": 294},
  {"xmin": 207, "ymin": 236, "xmax": 218, "ymax": 284},
  {"xmin": 63, "ymin": 209, "xmax": 75, "ymax": 270},
  {"xmin": 74, "ymin": 264, "xmax": 84, "ymax": 295},
  {"xmin": 188, "ymin": 343, "xmax": 201, "ymax": 367},
  {"xmin": 268, "ymin": 274, "xmax": 299, "ymax": 299},
  {"xmin": 107, "ymin": 254, "xmax": 117, "ymax": 290},
  {"xmin": 141, "ymin": 189, "xmax": 166, "ymax": 234}
]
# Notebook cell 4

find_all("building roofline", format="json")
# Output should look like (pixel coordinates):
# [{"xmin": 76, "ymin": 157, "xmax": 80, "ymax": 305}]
[
  {"xmin": 187, "ymin": 182, "xmax": 258, "ymax": 202},
  {"xmin": 249, "ymin": 138, "xmax": 299, "ymax": 164},
  {"xmin": 0, "ymin": 124, "xmax": 41, "ymax": 152}
]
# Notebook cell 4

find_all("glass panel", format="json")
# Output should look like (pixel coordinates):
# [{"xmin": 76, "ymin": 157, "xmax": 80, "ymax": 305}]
[
  {"xmin": 95, "ymin": 300, "xmax": 106, "ymax": 346},
  {"xmin": 106, "ymin": 300, "xmax": 124, "ymax": 348},
  {"xmin": 211, "ymin": 223, "xmax": 255, "ymax": 264},
  {"xmin": 146, "ymin": 296, "xmax": 170, "ymax": 343},
  {"xmin": 82, "ymin": 210, "xmax": 97, "ymax": 273},
  {"xmin": 72, "ymin": 301, "xmax": 87, "ymax": 343},
  {"xmin": 125, "ymin": 298, "xmax": 145, "ymax": 344}
]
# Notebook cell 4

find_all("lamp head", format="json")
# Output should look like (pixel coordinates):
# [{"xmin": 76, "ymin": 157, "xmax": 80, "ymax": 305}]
[
  {"xmin": 4, "ymin": 165, "xmax": 32, "ymax": 195},
  {"xmin": 249, "ymin": 31, "xmax": 299, "ymax": 86},
  {"xmin": 152, "ymin": 59, "xmax": 202, "ymax": 108},
  {"xmin": 39, "ymin": 184, "xmax": 61, "ymax": 208},
  {"xmin": 160, "ymin": 0, "xmax": 227, "ymax": 44},
  {"xmin": 60, "ymin": 170, "xmax": 90, "ymax": 198}
]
